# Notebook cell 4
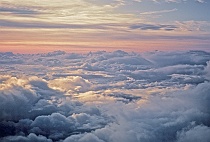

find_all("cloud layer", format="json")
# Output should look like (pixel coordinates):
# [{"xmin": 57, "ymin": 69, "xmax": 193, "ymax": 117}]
[{"xmin": 0, "ymin": 50, "xmax": 210, "ymax": 142}]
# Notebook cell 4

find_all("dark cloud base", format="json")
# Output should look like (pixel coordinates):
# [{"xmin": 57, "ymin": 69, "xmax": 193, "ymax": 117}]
[{"xmin": 0, "ymin": 50, "xmax": 210, "ymax": 142}]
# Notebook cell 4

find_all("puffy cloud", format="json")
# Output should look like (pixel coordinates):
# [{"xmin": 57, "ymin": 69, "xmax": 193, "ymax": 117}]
[
  {"xmin": 0, "ymin": 76, "xmax": 39, "ymax": 121},
  {"xmin": 0, "ymin": 50, "xmax": 210, "ymax": 142},
  {"xmin": 85, "ymin": 82, "xmax": 210, "ymax": 142}
]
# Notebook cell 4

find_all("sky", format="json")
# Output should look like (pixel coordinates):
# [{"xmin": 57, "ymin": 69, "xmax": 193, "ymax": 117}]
[{"xmin": 0, "ymin": 0, "xmax": 210, "ymax": 53}]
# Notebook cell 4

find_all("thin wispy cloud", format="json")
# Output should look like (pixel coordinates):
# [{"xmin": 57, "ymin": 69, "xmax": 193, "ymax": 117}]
[{"xmin": 140, "ymin": 8, "xmax": 178, "ymax": 15}]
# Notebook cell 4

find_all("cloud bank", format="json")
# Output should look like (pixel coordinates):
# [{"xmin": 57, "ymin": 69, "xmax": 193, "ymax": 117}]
[{"xmin": 0, "ymin": 50, "xmax": 210, "ymax": 142}]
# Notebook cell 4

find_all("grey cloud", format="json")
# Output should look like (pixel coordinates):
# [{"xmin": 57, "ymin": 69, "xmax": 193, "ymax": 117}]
[
  {"xmin": 0, "ymin": 19, "xmax": 124, "ymax": 30},
  {"xmin": 1, "ymin": 133, "xmax": 52, "ymax": 142},
  {"xmin": 0, "ymin": 6, "xmax": 40, "ymax": 15},
  {"xmin": 177, "ymin": 125, "xmax": 210, "ymax": 142},
  {"xmin": 143, "ymin": 50, "xmax": 210, "ymax": 66},
  {"xmin": 130, "ymin": 23, "xmax": 178, "ymax": 31},
  {"xmin": 0, "ymin": 19, "xmax": 85, "ymax": 29},
  {"xmin": 41, "ymin": 50, "xmax": 66, "ymax": 57},
  {"xmin": 0, "ymin": 52, "xmax": 23, "ymax": 65},
  {"xmin": 105, "ymin": 92, "xmax": 141, "ymax": 103}
]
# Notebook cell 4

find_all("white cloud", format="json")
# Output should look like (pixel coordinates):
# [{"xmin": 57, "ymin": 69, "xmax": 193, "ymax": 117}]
[
  {"xmin": 48, "ymin": 76, "xmax": 92, "ymax": 93},
  {"xmin": 140, "ymin": 8, "xmax": 177, "ymax": 15},
  {"xmin": 196, "ymin": 0, "xmax": 205, "ymax": 3}
]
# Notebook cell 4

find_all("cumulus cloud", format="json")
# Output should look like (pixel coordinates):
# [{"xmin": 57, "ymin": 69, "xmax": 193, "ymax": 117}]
[{"xmin": 0, "ymin": 50, "xmax": 210, "ymax": 142}]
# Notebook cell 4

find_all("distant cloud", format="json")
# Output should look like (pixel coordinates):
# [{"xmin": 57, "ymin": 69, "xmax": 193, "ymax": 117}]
[
  {"xmin": 176, "ymin": 20, "xmax": 210, "ymax": 32},
  {"xmin": 130, "ymin": 23, "xmax": 177, "ymax": 31},
  {"xmin": 146, "ymin": 0, "xmax": 205, "ymax": 3},
  {"xmin": 0, "ymin": 6, "xmax": 39, "ymax": 15},
  {"xmin": 133, "ymin": 0, "xmax": 142, "ymax": 2},
  {"xmin": 153, "ymin": 0, "xmax": 182, "ymax": 3}
]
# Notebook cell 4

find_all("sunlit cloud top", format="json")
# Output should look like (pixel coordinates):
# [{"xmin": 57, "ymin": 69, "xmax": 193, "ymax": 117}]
[{"xmin": 0, "ymin": 0, "xmax": 210, "ymax": 53}]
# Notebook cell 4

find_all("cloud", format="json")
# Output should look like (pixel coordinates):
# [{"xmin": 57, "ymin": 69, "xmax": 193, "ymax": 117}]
[
  {"xmin": 177, "ymin": 125, "xmax": 210, "ymax": 142},
  {"xmin": 48, "ymin": 76, "xmax": 92, "ymax": 93},
  {"xmin": 140, "ymin": 8, "xmax": 177, "ymax": 15},
  {"xmin": 0, "ymin": 5, "xmax": 40, "ymax": 15},
  {"xmin": 140, "ymin": 0, "xmax": 206, "ymax": 3},
  {"xmin": 196, "ymin": 0, "xmax": 205, "ymax": 3},
  {"xmin": 0, "ymin": 50, "xmax": 210, "ymax": 142},
  {"xmin": 142, "ymin": 50, "xmax": 210, "ymax": 66},
  {"xmin": 0, "ymin": 19, "xmax": 117, "ymax": 29},
  {"xmin": 204, "ymin": 61, "xmax": 210, "ymax": 80},
  {"xmin": 0, "ymin": 52, "xmax": 23, "ymax": 64},
  {"xmin": 0, "ymin": 76, "xmax": 40, "ymax": 121},
  {"xmin": 2, "ymin": 133, "xmax": 52, "ymax": 142},
  {"xmin": 133, "ymin": 0, "xmax": 142, "ymax": 2}
]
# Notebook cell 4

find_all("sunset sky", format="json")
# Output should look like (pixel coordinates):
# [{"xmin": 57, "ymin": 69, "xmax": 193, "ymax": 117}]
[
  {"xmin": 1, "ymin": 1, "xmax": 210, "ymax": 141},
  {"xmin": 1, "ymin": 0, "xmax": 210, "ymax": 53}
]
